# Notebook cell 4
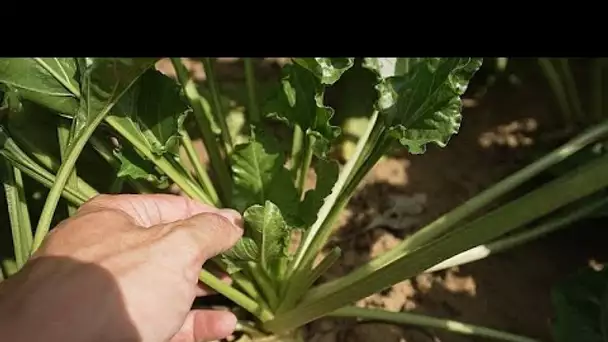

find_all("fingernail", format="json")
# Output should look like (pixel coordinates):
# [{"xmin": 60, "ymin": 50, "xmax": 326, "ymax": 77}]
[{"xmin": 217, "ymin": 209, "xmax": 243, "ymax": 228}]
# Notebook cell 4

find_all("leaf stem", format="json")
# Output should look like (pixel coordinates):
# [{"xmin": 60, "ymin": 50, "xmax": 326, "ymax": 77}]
[
  {"xmin": 289, "ymin": 110, "xmax": 379, "ymax": 274},
  {"xmin": 538, "ymin": 58, "xmax": 574, "ymax": 127},
  {"xmin": 425, "ymin": 195, "xmax": 608, "ymax": 273},
  {"xmin": 330, "ymin": 306, "xmax": 539, "ymax": 342},
  {"xmin": 198, "ymin": 269, "xmax": 274, "ymax": 322},
  {"xmin": 201, "ymin": 58, "xmax": 234, "ymax": 154},
  {"xmin": 243, "ymin": 58, "xmax": 260, "ymax": 123},
  {"xmin": 57, "ymin": 120, "xmax": 78, "ymax": 215},
  {"xmin": 3, "ymin": 160, "xmax": 33, "ymax": 268},
  {"xmin": 266, "ymin": 153, "xmax": 608, "ymax": 333},
  {"xmin": 171, "ymin": 58, "xmax": 232, "ymax": 206},
  {"xmin": 557, "ymin": 58, "xmax": 584, "ymax": 124},
  {"xmin": 181, "ymin": 130, "xmax": 220, "ymax": 206},
  {"xmin": 105, "ymin": 116, "xmax": 214, "ymax": 205},
  {"xmin": 31, "ymin": 114, "xmax": 107, "ymax": 253},
  {"xmin": 296, "ymin": 133, "xmax": 315, "ymax": 199}
]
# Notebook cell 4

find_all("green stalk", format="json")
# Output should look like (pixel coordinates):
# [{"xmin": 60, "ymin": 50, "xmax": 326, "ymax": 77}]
[
  {"xmin": 3, "ymin": 160, "xmax": 33, "ymax": 268},
  {"xmin": 9, "ymin": 128, "xmax": 99, "ymax": 197},
  {"xmin": 201, "ymin": 58, "xmax": 234, "ymax": 154},
  {"xmin": 290, "ymin": 125, "xmax": 304, "ymax": 176},
  {"xmin": 31, "ymin": 115, "xmax": 107, "ymax": 253},
  {"xmin": 591, "ymin": 58, "xmax": 604, "ymax": 122},
  {"xmin": 266, "ymin": 154, "xmax": 608, "ymax": 333},
  {"xmin": 171, "ymin": 58, "xmax": 232, "ymax": 205},
  {"xmin": 296, "ymin": 133, "xmax": 315, "ymax": 199},
  {"xmin": 289, "ymin": 111, "xmax": 380, "ymax": 274},
  {"xmin": 181, "ymin": 130, "xmax": 220, "ymax": 206},
  {"xmin": 243, "ymin": 58, "xmax": 260, "ymax": 123},
  {"xmin": 330, "ymin": 306, "xmax": 538, "ymax": 342},
  {"xmin": 105, "ymin": 116, "xmax": 214, "ymax": 205},
  {"xmin": 1, "ymin": 259, "xmax": 17, "ymax": 278},
  {"xmin": 57, "ymin": 121, "xmax": 78, "ymax": 215},
  {"xmin": 198, "ymin": 269, "xmax": 274, "ymax": 322},
  {"xmin": 373, "ymin": 119, "xmax": 608, "ymax": 267},
  {"xmin": 538, "ymin": 58, "xmax": 574, "ymax": 127},
  {"xmin": 426, "ymin": 195, "xmax": 608, "ymax": 273},
  {"xmin": 557, "ymin": 58, "xmax": 585, "ymax": 124},
  {"xmin": 2, "ymin": 154, "xmax": 90, "ymax": 206},
  {"xmin": 246, "ymin": 263, "xmax": 279, "ymax": 310},
  {"xmin": 229, "ymin": 271, "xmax": 271, "ymax": 312}
]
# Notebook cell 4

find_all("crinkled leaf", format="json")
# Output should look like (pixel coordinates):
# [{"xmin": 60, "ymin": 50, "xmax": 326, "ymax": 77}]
[
  {"xmin": 73, "ymin": 58, "xmax": 157, "ymax": 146},
  {"xmin": 364, "ymin": 58, "xmax": 482, "ymax": 154},
  {"xmin": 264, "ymin": 63, "xmax": 341, "ymax": 157},
  {"xmin": 0, "ymin": 58, "xmax": 80, "ymax": 115},
  {"xmin": 113, "ymin": 145, "xmax": 169, "ymax": 188},
  {"xmin": 552, "ymin": 266, "xmax": 608, "ymax": 342},
  {"xmin": 230, "ymin": 128, "xmax": 301, "ymax": 226},
  {"xmin": 292, "ymin": 58, "xmax": 355, "ymax": 85},
  {"xmin": 222, "ymin": 201, "xmax": 290, "ymax": 274},
  {"xmin": 300, "ymin": 158, "xmax": 339, "ymax": 226}
]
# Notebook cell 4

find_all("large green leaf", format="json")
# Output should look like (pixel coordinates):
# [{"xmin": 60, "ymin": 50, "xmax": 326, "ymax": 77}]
[
  {"xmin": 0, "ymin": 58, "xmax": 80, "ymax": 115},
  {"xmin": 222, "ymin": 201, "xmax": 290, "ymax": 274},
  {"xmin": 299, "ymin": 158, "xmax": 339, "ymax": 226},
  {"xmin": 264, "ymin": 63, "xmax": 342, "ymax": 157},
  {"xmin": 364, "ymin": 58, "xmax": 483, "ymax": 154},
  {"xmin": 230, "ymin": 128, "xmax": 301, "ymax": 225},
  {"xmin": 292, "ymin": 58, "xmax": 355, "ymax": 85},
  {"xmin": 108, "ymin": 68, "xmax": 190, "ymax": 159},
  {"xmin": 73, "ymin": 58, "xmax": 157, "ymax": 141},
  {"xmin": 552, "ymin": 266, "xmax": 608, "ymax": 342}
]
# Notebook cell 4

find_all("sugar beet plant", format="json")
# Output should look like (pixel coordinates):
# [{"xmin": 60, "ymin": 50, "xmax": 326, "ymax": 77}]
[{"xmin": 2, "ymin": 57, "xmax": 608, "ymax": 342}]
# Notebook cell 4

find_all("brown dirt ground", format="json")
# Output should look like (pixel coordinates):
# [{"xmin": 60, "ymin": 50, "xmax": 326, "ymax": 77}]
[{"xmin": 158, "ymin": 58, "xmax": 608, "ymax": 342}]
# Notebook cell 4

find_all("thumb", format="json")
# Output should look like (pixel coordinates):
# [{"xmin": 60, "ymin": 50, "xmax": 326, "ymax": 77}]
[
  {"xmin": 152, "ymin": 210, "xmax": 243, "ymax": 267},
  {"xmin": 170, "ymin": 309, "xmax": 237, "ymax": 342}
]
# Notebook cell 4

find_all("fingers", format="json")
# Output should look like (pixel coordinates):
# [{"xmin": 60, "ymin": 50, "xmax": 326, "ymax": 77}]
[
  {"xmin": 153, "ymin": 212, "xmax": 243, "ymax": 268},
  {"xmin": 170, "ymin": 310, "xmax": 237, "ymax": 342},
  {"xmin": 79, "ymin": 194, "xmax": 241, "ymax": 228}
]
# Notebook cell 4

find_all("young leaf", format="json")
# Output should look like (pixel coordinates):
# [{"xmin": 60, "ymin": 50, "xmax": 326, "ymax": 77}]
[
  {"xmin": 264, "ymin": 63, "xmax": 341, "ymax": 157},
  {"xmin": 0, "ymin": 58, "xmax": 80, "ymax": 115},
  {"xmin": 299, "ymin": 158, "xmax": 340, "ymax": 226},
  {"xmin": 114, "ymin": 145, "xmax": 169, "ymax": 188},
  {"xmin": 364, "ymin": 58, "xmax": 483, "ymax": 154},
  {"xmin": 222, "ymin": 201, "xmax": 290, "ymax": 275},
  {"xmin": 292, "ymin": 58, "xmax": 355, "ymax": 85},
  {"xmin": 230, "ymin": 129, "xmax": 301, "ymax": 225}
]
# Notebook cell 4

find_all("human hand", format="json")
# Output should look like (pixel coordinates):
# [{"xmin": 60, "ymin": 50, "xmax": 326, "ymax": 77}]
[{"xmin": 0, "ymin": 194, "xmax": 244, "ymax": 342}]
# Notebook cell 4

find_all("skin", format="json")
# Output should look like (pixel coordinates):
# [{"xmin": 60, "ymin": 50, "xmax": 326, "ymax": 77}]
[{"xmin": 0, "ymin": 194, "xmax": 244, "ymax": 342}]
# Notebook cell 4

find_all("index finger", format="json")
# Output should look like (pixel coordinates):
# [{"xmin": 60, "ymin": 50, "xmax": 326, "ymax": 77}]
[{"xmin": 79, "ymin": 194, "xmax": 242, "ymax": 228}]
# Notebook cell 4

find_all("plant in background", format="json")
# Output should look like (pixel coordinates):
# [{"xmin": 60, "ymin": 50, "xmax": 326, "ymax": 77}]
[{"xmin": 1, "ymin": 57, "xmax": 608, "ymax": 342}]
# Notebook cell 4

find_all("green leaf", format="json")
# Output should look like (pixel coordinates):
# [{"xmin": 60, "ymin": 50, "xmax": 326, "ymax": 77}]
[
  {"xmin": 264, "ymin": 63, "xmax": 341, "ymax": 157},
  {"xmin": 223, "ymin": 201, "xmax": 290, "ymax": 275},
  {"xmin": 364, "ymin": 58, "xmax": 483, "ymax": 154},
  {"xmin": 552, "ymin": 266, "xmax": 608, "ymax": 342},
  {"xmin": 136, "ymin": 69, "xmax": 190, "ymax": 156},
  {"xmin": 0, "ymin": 58, "xmax": 80, "ymax": 115},
  {"xmin": 108, "ymin": 68, "xmax": 190, "ymax": 158},
  {"xmin": 113, "ymin": 145, "xmax": 169, "ymax": 188},
  {"xmin": 73, "ymin": 58, "xmax": 158, "ymax": 145},
  {"xmin": 230, "ymin": 128, "xmax": 301, "ymax": 225},
  {"xmin": 292, "ymin": 58, "xmax": 355, "ymax": 85},
  {"xmin": 300, "ymin": 158, "xmax": 339, "ymax": 226}
]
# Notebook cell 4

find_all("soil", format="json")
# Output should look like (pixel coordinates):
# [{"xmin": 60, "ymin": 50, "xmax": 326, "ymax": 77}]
[{"xmin": 2, "ymin": 58, "xmax": 607, "ymax": 342}]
